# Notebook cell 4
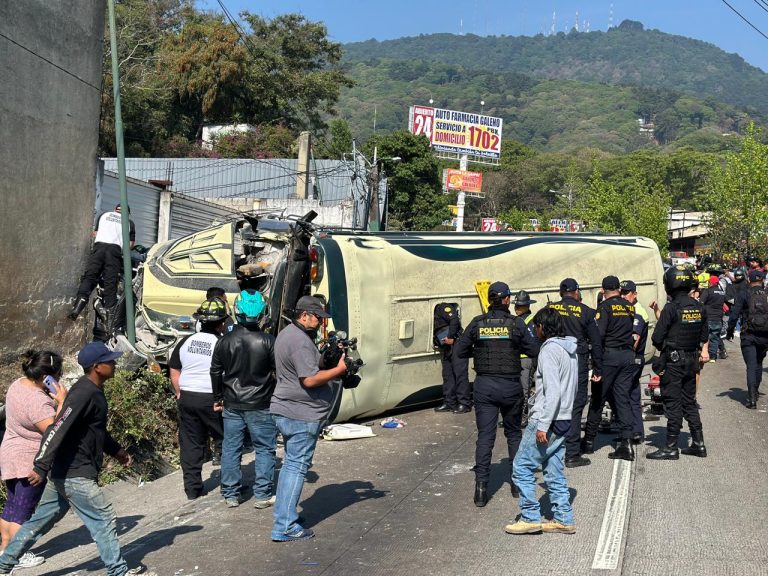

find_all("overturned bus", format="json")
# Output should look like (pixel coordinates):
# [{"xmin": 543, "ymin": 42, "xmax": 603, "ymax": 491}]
[{"xmin": 124, "ymin": 214, "xmax": 665, "ymax": 422}]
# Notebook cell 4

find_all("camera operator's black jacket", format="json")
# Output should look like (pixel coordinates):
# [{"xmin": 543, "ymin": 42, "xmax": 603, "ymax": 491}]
[{"xmin": 210, "ymin": 325, "xmax": 276, "ymax": 410}]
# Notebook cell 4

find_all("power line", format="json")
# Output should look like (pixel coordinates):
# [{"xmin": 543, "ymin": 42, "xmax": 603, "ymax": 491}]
[
  {"xmin": 721, "ymin": 0, "xmax": 768, "ymax": 41},
  {"xmin": 0, "ymin": 30, "xmax": 102, "ymax": 92},
  {"xmin": 753, "ymin": 0, "xmax": 768, "ymax": 14}
]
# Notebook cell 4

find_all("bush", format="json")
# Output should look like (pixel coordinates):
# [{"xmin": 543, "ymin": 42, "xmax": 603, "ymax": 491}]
[{"xmin": 100, "ymin": 368, "xmax": 180, "ymax": 485}]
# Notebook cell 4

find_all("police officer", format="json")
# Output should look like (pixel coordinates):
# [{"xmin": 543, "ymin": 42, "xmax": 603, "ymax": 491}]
[
  {"xmin": 582, "ymin": 276, "xmax": 637, "ymax": 461},
  {"xmin": 727, "ymin": 268, "xmax": 768, "ymax": 409},
  {"xmin": 620, "ymin": 280, "xmax": 648, "ymax": 444},
  {"xmin": 549, "ymin": 278, "xmax": 603, "ymax": 468},
  {"xmin": 513, "ymin": 290, "xmax": 537, "ymax": 396},
  {"xmin": 647, "ymin": 266, "xmax": 709, "ymax": 459},
  {"xmin": 433, "ymin": 303, "xmax": 471, "ymax": 413},
  {"xmin": 455, "ymin": 282, "xmax": 540, "ymax": 507}
]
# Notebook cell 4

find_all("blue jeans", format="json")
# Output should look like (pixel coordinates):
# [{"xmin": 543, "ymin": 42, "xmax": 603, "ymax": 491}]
[
  {"xmin": 708, "ymin": 320, "xmax": 723, "ymax": 359},
  {"xmin": 512, "ymin": 420, "xmax": 574, "ymax": 526},
  {"xmin": 271, "ymin": 415, "xmax": 322, "ymax": 537},
  {"xmin": 0, "ymin": 477, "xmax": 127, "ymax": 575},
  {"xmin": 221, "ymin": 407, "xmax": 277, "ymax": 500}
]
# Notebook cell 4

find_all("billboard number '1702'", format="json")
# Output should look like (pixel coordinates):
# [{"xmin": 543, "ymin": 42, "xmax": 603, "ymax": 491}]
[{"xmin": 409, "ymin": 105, "xmax": 503, "ymax": 160}]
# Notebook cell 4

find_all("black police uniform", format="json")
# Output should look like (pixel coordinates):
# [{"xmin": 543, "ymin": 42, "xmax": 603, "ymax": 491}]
[
  {"xmin": 433, "ymin": 303, "xmax": 471, "ymax": 410},
  {"xmin": 584, "ymin": 296, "xmax": 637, "ymax": 451},
  {"xmin": 728, "ymin": 285, "xmax": 768, "ymax": 407},
  {"xmin": 548, "ymin": 297, "xmax": 603, "ymax": 461},
  {"xmin": 629, "ymin": 304, "xmax": 649, "ymax": 438},
  {"xmin": 454, "ymin": 305, "xmax": 540, "ymax": 486},
  {"xmin": 651, "ymin": 294, "xmax": 708, "ymax": 439}
]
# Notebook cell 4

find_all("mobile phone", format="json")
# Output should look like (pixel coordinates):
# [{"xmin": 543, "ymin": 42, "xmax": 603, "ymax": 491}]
[{"xmin": 43, "ymin": 375, "xmax": 58, "ymax": 394}]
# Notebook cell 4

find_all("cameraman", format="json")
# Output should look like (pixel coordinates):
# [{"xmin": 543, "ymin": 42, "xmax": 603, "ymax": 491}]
[{"xmin": 269, "ymin": 296, "xmax": 346, "ymax": 542}]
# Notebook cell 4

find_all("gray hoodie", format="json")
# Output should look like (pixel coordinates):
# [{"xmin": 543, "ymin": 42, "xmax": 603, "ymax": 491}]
[{"xmin": 529, "ymin": 336, "xmax": 579, "ymax": 433}]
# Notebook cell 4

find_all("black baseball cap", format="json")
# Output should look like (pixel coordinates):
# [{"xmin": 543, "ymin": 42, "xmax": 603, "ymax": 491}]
[
  {"xmin": 560, "ymin": 278, "xmax": 579, "ymax": 292},
  {"xmin": 620, "ymin": 280, "xmax": 637, "ymax": 292},
  {"xmin": 602, "ymin": 275, "xmax": 621, "ymax": 290},
  {"xmin": 488, "ymin": 281, "xmax": 511, "ymax": 298},
  {"xmin": 296, "ymin": 295, "xmax": 331, "ymax": 318},
  {"xmin": 749, "ymin": 269, "xmax": 765, "ymax": 282},
  {"xmin": 77, "ymin": 342, "xmax": 122, "ymax": 370}
]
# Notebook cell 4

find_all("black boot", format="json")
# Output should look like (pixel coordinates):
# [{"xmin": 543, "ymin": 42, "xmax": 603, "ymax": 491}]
[
  {"xmin": 67, "ymin": 296, "xmax": 88, "ymax": 320},
  {"xmin": 680, "ymin": 430, "xmax": 707, "ymax": 457},
  {"xmin": 746, "ymin": 392, "xmax": 758, "ymax": 409},
  {"xmin": 474, "ymin": 481, "xmax": 488, "ymax": 507},
  {"xmin": 608, "ymin": 439, "xmax": 635, "ymax": 461},
  {"xmin": 580, "ymin": 437, "xmax": 595, "ymax": 455},
  {"xmin": 434, "ymin": 403, "xmax": 454, "ymax": 413},
  {"xmin": 646, "ymin": 435, "xmax": 679, "ymax": 460}
]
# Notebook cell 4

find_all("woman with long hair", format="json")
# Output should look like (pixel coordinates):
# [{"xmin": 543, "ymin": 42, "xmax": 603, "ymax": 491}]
[{"xmin": 0, "ymin": 350, "xmax": 68, "ymax": 568}]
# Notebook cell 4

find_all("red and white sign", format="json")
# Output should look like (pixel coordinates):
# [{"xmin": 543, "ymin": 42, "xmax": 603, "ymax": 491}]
[
  {"xmin": 481, "ymin": 218, "xmax": 500, "ymax": 232},
  {"xmin": 409, "ymin": 105, "xmax": 503, "ymax": 160}
]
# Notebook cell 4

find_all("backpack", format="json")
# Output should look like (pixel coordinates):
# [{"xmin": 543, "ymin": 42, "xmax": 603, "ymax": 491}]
[{"xmin": 747, "ymin": 288, "xmax": 768, "ymax": 332}]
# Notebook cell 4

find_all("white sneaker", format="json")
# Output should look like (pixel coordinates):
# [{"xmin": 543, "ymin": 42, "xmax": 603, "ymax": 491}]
[{"xmin": 17, "ymin": 552, "xmax": 45, "ymax": 568}]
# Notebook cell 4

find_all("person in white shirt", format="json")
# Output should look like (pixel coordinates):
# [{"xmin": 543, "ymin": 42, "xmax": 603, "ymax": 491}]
[
  {"xmin": 169, "ymin": 298, "xmax": 228, "ymax": 500},
  {"xmin": 68, "ymin": 205, "xmax": 135, "ymax": 320}
]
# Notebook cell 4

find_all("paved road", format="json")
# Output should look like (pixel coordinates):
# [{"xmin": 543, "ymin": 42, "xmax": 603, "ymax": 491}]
[{"xmin": 20, "ymin": 339, "xmax": 768, "ymax": 576}]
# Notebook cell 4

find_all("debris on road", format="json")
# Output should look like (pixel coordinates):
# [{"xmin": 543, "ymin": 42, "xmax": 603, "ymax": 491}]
[{"xmin": 381, "ymin": 417, "xmax": 407, "ymax": 428}]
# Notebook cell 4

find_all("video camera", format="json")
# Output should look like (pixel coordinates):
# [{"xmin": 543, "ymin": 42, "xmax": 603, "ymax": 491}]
[{"xmin": 319, "ymin": 330, "xmax": 364, "ymax": 389}]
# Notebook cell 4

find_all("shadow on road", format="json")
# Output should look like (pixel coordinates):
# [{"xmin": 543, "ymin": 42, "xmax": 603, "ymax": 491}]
[
  {"xmin": 35, "ymin": 515, "xmax": 143, "ymax": 556},
  {"xmin": 717, "ymin": 387, "xmax": 749, "ymax": 405},
  {"xmin": 40, "ymin": 525, "xmax": 203, "ymax": 576},
  {"xmin": 645, "ymin": 425, "xmax": 690, "ymax": 447},
  {"xmin": 299, "ymin": 480, "xmax": 388, "ymax": 527}
]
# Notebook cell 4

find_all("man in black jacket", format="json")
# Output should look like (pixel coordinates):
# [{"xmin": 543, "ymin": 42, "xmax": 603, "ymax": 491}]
[
  {"xmin": 433, "ymin": 303, "xmax": 471, "ymax": 413},
  {"xmin": 0, "ymin": 342, "xmax": 146, "ymax": 576},
  {"xmin": 455, "ymin": 281, "xmax": 540, "ymax": 507},
  {"xmin": 548, "ymin": 278, "xmax": 603, "ymax": 468},
  {"xmin": 700, "ymin": 275, "xmax": 726, "ymax": 363},
  {"xmin": 727, "ymin": 269, "xmax": 768, "ymax": 408},
  {"xmin": 210, "ymin": 290, "xmax": 278, "ymax": 509}
]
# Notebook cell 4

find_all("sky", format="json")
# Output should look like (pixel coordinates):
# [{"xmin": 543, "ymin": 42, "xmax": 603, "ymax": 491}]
[{"xmin": 203, "ymin": 0, "xmax": 768, "ymax": 73}]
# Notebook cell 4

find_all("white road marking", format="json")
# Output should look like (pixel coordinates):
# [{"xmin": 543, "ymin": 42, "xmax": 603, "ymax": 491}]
[{"xmin": 592, "ymin": 458, "xmax": 633, "ymax": 570}]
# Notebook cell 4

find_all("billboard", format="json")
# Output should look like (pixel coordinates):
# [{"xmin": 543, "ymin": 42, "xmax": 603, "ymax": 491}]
[
  {"xmin": 481, "ymin": 218, "xmax": 500, "ymax": 232},
  {"xmin": 443, "ymin": 169, "xmax": 483, "ymax": 193},
  {"xmin": 409, "ymin": 105, "xmax": 503, "ymax": 160}
]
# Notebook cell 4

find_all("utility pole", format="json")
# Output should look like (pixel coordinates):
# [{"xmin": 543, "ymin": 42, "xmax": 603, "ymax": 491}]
[
  {"xmin": 107, "ymin": 0, "xmax": 135, "ymax": 344},
  {"xmin": 295, "ymin": 131, "xmax": 311, "ymax": 199},
  {"xmin": 367, "ymin": 146, "xmax": 381, "ymax": 231},
  {"xmin": 455, "ymin": 154, "xmax": 468, "ymax": 232}
]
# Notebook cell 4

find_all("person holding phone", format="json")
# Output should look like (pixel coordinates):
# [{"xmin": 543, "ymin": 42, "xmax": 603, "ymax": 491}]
[{"xmin": 0, "ymin": 350, "xmax": 67, "ymax": 569}]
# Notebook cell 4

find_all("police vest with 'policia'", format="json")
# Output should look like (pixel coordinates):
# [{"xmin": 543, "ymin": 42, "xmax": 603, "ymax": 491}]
[{"xmin": 479, "ymin": 326, "xmax": 510, "ymax": 339}]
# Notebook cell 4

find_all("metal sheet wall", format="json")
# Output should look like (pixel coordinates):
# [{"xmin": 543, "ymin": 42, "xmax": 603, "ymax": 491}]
[
  {"xmin": 96, "ymin": 165, "xmax": 160, "ymax": 248},
  {"xmin": 169, "ymin": 193, "xmax": 241, "ymax": 240}
]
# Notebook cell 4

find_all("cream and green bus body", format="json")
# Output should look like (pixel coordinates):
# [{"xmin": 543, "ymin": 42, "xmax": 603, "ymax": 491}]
[{"xmin": 313, "ymin": 232, "xmax": 665, "ymax": 421}]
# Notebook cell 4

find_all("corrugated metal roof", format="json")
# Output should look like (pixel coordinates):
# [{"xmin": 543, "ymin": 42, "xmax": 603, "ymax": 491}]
[{"xmin": 101, "ymin": 158, "xmax": 355, "ymax": 204}]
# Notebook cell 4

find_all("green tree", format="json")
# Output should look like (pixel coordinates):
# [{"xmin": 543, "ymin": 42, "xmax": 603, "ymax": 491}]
[
  {"xmin": 700, "ymin": 124, "xmax": 768, "ymax": 258},
  {"xmin": 367, "ymin": 131, "xmax": 448, "ymax": 231},
  {"xmin": 321, "ymin": 118, "xmax": 353, "ymax": 160}
]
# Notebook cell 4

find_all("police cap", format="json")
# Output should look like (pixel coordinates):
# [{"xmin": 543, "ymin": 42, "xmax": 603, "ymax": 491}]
[
  {"xmin": 749, "ymin": 269, "xmax": 765, "ymax": 282},
  {"xmin": 488, "ymin": 281, "xmax": 511, "ymax": 299},
  {"xmin": 620, "ymin": 280, "xmax": 637, "ymax": 293},
  {"xmin": 602, "ymin": 275, "xmax": 621, "ymax": 290},
  {"xmin": 560, "ymin": 278, "xmax": 579, "ymax": 292}
]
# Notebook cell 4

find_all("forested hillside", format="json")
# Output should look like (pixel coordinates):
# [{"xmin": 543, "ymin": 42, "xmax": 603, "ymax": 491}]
[
  {"xmin": 343, "ymin": 20, "xmax": 768, "ymax": 115},
  {"xmin": 337, "ymin": 58, "xmax": 755, "ymax": 153}
]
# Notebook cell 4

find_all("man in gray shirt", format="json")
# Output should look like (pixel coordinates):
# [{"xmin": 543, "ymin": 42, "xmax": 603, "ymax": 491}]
[{"xmin": 270, "ymin": 296, "xmax": 347, "ymax": 542}]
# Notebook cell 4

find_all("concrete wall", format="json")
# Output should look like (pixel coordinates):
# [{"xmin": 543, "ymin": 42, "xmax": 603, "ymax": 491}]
[{"xmin": 0, "ymin": 2, "xmax": 105, "ymax": 364}]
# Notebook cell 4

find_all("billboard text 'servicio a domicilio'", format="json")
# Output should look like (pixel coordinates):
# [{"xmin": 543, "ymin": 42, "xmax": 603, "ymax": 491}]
[{"xmin": 408, "ymin": 105, "xmax": 503, "ymax": 160}]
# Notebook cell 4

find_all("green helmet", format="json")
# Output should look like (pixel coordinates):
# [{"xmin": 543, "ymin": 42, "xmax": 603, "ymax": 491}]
[
  {"xmin": 234, "ymin": 290, "xmax": 266, "ymax": 326},
  {"xmin": 193, "ymin": 298, "xmax": 229, "ymax": 323}
]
